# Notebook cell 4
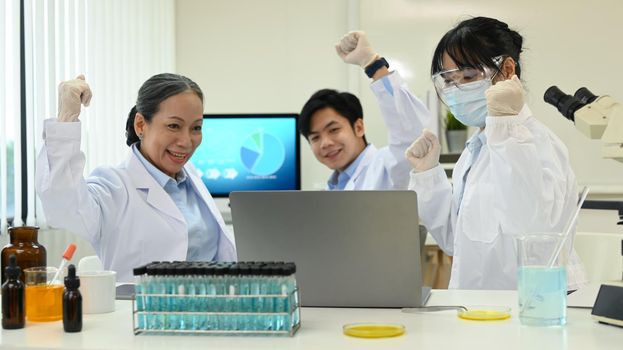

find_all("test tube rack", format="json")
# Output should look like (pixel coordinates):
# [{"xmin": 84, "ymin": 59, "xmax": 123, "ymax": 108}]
[{"xmin": 131, "ymin": 261, "xmax": 301, "ymax": 336}]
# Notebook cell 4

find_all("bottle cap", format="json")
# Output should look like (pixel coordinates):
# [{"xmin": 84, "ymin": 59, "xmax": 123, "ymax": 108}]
[
  {"xmin": 4, "ymin": 254, "xmax": 21, "ymax": 280},
  {"xmin": 238, "ymin": 264, "xmax": 250, "ymax": 276},
  {"xmin": 165, "ymin": 263, "xmax": 177, "ymax": 276},
  {"xmin": 64, "ymin": 264, "xmax": 80, "ymax": 289},
  {"xmin": 63, "ymin": 243, "xmax": 77, "ymax": 260},
  {"xmin": 284, "ymin": 262, "xmax": 296, "ymax": 275},
  {"xmin": 174, "ymin": 264, "xmax": 188, "ymax": 276},
  {"xmin": 229, "ymin": 263, "xmax": 240, "ymax": 275},
  {"xmin": 133, "ymin": 265, "xmax": 148, "ymax": 276},
  {"xmin": 145, "ymin": 263, "xmax": 158, "ymax": 276},
  {"xmin": 214, "ymin": 266, "xmax": 226, "ymax": 276},
  {"xmin": 249, "ymin": 264, "xmax": 262, "ymax": 276}
]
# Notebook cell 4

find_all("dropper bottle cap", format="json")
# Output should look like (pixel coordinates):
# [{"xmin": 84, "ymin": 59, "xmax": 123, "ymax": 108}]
[
  {"xmin": 5, "ymin": 254, "xmax": 20, "ymax": 280},
  {"xmin": 64, "ymin": 264, "xmax": 80, "ymax": 289}
]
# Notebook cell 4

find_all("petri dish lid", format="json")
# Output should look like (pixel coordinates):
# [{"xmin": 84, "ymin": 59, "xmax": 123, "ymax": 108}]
[
  {"xmin": 343, "ymin": 323, "xmax": 406, "ymax": 338},
  {"xmin": 457, "ymin": 305, "xmax": 511, "ymax": 321}
]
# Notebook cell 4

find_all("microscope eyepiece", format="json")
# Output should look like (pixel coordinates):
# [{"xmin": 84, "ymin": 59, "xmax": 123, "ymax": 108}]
[
  {"xmin": 574, "ymin": 87, "xmax": 598, "ymax": 105},
  {"xmin": 544, "ymin": 86, "xmax": 585, "ymax": 122}
]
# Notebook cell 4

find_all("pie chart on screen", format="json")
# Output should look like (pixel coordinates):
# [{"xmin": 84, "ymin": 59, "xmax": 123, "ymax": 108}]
[{"xmin": 239, "ymin": 130, "xmax": 285, "ymax": 176}]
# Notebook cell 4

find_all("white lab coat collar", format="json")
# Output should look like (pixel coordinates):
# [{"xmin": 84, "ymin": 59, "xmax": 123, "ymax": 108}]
[
  {"xmin": 125, "ymin": 153, "xmax": 186, "ymax": 224},
  {"xmin": 122, "ymin": 151, "xmax": 236, "ymax": 259},
  {"xmin": 343, "ymin": 144, "xmax": 378, "ymax": 191}
]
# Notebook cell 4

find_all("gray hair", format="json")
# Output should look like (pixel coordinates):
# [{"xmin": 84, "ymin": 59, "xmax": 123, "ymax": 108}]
[{"xmin": 125, "ymin": 73, "xmax": 203, "ymax": 146}]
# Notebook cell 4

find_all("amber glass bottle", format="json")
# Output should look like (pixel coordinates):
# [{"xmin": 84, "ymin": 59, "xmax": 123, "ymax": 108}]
[
  {"xmin": 1, "ymin": 226, "xmax": 47, "ymax": 284},
  {"xmin": 63, "ymin": 264, "xmax": 82, "ymax": 332},
  {"xmin": 2, "ymin": 254, "xmax": 25, "ymax": 329}
]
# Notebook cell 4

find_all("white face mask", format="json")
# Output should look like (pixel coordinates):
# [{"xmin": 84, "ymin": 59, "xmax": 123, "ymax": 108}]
[{"xmin": 443, "ymin": 79, "xmax": 491, "ymax": 128}]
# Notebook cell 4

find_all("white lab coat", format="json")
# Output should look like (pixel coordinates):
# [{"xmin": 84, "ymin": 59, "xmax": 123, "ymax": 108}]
[
  {"xmin": 36, "ymin": 119, "xmax": 236, "ymax": 282},
  {"xmin": 409, "ymin": 106, "xmax": 587, "ymax": 290},
  {"xmin": 327, "ymin": 71, "xmax": 432, "ymax": 190}
]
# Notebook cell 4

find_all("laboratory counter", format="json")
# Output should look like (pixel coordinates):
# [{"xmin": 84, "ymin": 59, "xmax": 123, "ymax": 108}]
[{"xmin": 0, "ymin": 290, "xmax": 619, "ymax": 349}]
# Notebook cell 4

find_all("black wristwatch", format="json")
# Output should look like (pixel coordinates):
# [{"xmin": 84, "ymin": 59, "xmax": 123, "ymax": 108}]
[{"xmin": 365, "ymin": 57, "xmax": 389, "ymax": 78}]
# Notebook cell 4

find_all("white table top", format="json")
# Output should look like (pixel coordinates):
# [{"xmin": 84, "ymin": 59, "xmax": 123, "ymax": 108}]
[{"xmin": 1, "ymin": 290, "xmax": 620, "ymax": 350}]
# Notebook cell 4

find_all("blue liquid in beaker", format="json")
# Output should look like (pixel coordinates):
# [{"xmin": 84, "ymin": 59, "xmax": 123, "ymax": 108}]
[{"xmin": 518, "ymin": 266, "xmax": 566, "ymax": 326}]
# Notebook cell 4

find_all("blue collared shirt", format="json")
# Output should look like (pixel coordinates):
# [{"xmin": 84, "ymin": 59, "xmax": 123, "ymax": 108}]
[
  {"xmin": 132, "ymin": 144, "xmax": 219, "ymax": 261},
  {"xmin": 327, "ymin": 145, "xmax": 370, "ymax": 190}
]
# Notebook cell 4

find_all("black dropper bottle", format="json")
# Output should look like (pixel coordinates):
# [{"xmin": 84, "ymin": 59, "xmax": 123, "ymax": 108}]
[
  {"xmin": 63, "ymin": 264, "xmax": 82, "ymax": 332},
  {"xmin": 2, "ymin": 254, "xmax": 25, "ymax": 329}
]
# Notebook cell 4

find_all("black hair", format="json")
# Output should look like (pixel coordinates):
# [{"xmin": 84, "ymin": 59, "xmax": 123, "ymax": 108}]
[
  {"xmin": 299, "ymin": 89, "xmax": 367, "ymax": 144},
  {"xmin": 125, "ymin": 73, "xmax": 204, "ymax": 146},
  {"xmin": 431, "ymin": 17, "xmax": 523, "ymax": 78}
]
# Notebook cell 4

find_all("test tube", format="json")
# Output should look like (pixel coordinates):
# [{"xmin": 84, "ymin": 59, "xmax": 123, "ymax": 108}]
[
  {"xmin": 283, "ymin": 263, "xmax": 298, "ymax": 330},
  {"xmin": 273, "ymin": 264, "xmax": 287, "ymax": 330},
  {"xmin": 187, "ymin": 263, "xmax": 197, "ymax": 328},
  {"xmin": 132, "ymin": 265, "xmax": 148, "ymax": 329},
  {"xmin": 174, "ymin": 263, "xmax": 187, "ymax": 330},
  {"xmin": 237, "ymin": 263, "xmax": 251, "ymax": 330},
  {"xmin": 197, "ymin": 264, "xmax": 209, "ymax": 330},
  {"xmin": 227, "ymin": 263, "xmax": 240, "ymax": 330}
]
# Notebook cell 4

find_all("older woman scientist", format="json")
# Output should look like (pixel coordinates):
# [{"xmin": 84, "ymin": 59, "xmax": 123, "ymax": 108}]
[
  {"xmin": 405, "ymin": 17, "xmax": 587, "ymax": 290},
  {"xmin": 36, "ymin": 73, "xmax": 236, "ymax": 282}
]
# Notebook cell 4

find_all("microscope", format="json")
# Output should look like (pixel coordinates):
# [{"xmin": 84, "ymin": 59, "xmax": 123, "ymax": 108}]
[
  {"xmin": 545, "ymin": 86, "xmax": 623, "ymax": 225},
  {"xmin": 544, "ymin": 86, "xmax": 623, "ymax": 163},
  {"xmin": 545, "ymin": 87, "xmax": 623, "ymax": 327}
]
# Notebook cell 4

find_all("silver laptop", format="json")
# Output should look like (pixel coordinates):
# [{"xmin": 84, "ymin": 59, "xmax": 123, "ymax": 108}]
[{"xmin": 230, "ymin": 190, "xmax": 431, "ymax": 308}]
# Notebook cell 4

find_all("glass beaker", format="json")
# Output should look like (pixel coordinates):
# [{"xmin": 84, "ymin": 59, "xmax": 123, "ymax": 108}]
[
  {"xmin": 24, "ymin": 267, "xmax": 64, "ymax": 322},
  {"xmin": 1, "ymin": 226, "xmax": 47, "ymax": 284},
  {"xmin": 515, "ymin": 233, "xmax": 569, "ymax": 326}
]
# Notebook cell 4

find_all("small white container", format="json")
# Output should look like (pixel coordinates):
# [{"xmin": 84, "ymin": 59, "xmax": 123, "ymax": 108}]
[{"xmin": 78, "ymin": 270, "xmax": 117, "ymax": 314}]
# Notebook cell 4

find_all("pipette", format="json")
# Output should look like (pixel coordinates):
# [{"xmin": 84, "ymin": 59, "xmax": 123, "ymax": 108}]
[
  {"xmin": 49, "ymin": 243, "xmax": 77, "ymax": 285},
  {"xmin": 546, "ymin": 186, "xmax": 590, "ymax": 267}
]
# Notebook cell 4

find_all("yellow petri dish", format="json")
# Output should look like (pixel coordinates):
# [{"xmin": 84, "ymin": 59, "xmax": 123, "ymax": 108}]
[
  {"xmin": 343, "ymin": 323, "xmax": 406, "ymax": 338},
  {"xmin": 457, "ymin": 306, "xmax": 511, "ymax": 321}
]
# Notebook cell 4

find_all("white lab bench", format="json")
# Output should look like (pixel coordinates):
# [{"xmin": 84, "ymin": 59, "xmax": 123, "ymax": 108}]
[{"xmin": 0, "ymin": 290, "xmax": 619, "ymax": 349}]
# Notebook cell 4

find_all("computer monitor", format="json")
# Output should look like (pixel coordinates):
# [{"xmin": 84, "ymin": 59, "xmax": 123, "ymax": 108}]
[{"xmin": 190, "ymin": 114, "xmax": 300, "ymax": 198}]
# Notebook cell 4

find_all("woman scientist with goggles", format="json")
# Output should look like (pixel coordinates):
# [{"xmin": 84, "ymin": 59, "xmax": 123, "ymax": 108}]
[
  {"xmin": 36, "ymin": 74, "xmax": 236, "ymax": 282},
  {"xmin": 405, "ymin": 17, "xmax": 587, "ymax": 290}
]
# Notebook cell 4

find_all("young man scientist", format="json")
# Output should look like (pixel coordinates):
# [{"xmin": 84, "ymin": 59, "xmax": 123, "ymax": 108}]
[{"xmin": 299, "ymin": 31, "xmax": 432, "ymax": 190}]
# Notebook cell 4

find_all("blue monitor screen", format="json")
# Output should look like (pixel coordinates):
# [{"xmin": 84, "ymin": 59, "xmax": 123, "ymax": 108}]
[{"xmin": 190, "ymin": 114, "xmax": 300, "ymax": 197}]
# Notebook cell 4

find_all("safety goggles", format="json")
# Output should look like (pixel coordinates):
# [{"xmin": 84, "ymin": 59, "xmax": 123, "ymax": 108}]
[{"xmin": 432, "ymin": 55, "xmax": 507, "ymax": 102}]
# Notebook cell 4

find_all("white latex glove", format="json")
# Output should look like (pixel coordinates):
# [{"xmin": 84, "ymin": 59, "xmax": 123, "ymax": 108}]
[
  {"xmin": 58, "ymin": 75, "xmax": 92, "ymax": 122},
  {"xmin": 485, "ymin": 75, "xmax": 524, "ymax": 117},
  {"xmin": 405, "ymin": 129, "xmax": 441, "ymax": 173},
  {"xmin": 334, "ymin": 31, "xmax": 378, "ymax": 68}
]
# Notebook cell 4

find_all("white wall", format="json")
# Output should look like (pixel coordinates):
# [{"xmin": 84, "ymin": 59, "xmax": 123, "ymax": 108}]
[
  {"xmin": 175, "ymin": 0, "xmax": 348, "ymax": 190},
  {"xmin": 176, "ymin": 0, "xmax": 623, "ymax": 196}
]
